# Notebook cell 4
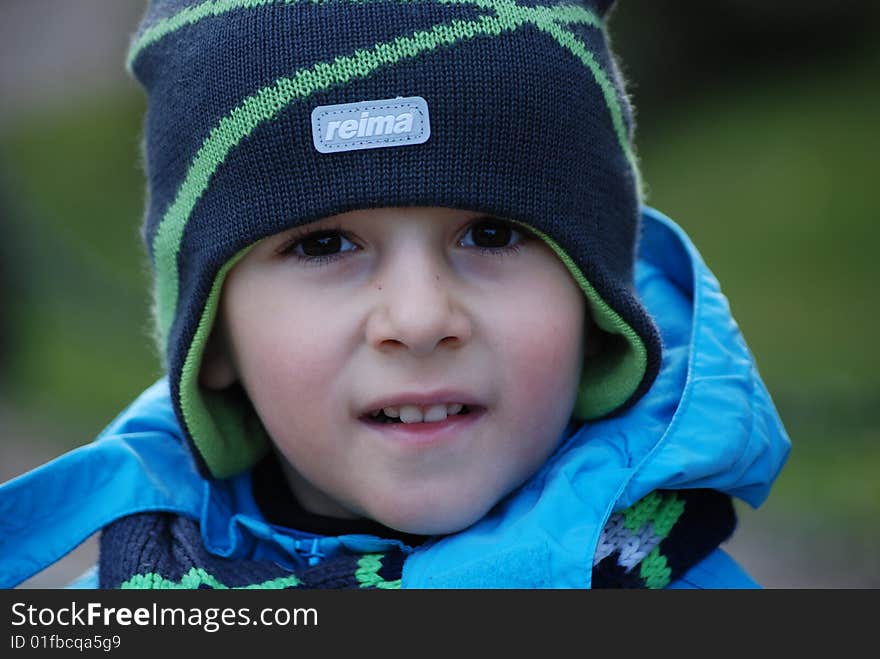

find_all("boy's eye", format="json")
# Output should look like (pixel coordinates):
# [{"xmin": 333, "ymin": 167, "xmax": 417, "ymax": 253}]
[
  {"xmin": 290, "ymin": 231, "xmax": 357, "ymax": 258},
  {"xmin": 460, "ymin": 219, "xmax": 523, "ymax": 250}
]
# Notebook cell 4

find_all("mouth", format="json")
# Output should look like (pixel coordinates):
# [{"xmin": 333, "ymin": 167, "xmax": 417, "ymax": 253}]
[{"xmin": 363, "ymin": 403, "xmax": 476, "ymax": 425}]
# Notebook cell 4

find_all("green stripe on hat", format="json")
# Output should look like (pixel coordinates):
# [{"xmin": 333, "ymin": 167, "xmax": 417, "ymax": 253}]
[{"xmin": 127, "ymin": 0, "xmax": 605, "ymax": 71}]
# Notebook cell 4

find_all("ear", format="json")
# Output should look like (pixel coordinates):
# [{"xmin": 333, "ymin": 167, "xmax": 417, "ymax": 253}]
[
  {"xmin": 199, "ymin": 321, "xmax": 237, "ymax": 390},
  {"xmin": 584, "ymin": 313, "xmax": 604, "ymax": 359}
]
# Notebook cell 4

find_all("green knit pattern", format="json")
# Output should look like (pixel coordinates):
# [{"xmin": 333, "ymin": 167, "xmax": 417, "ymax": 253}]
[
  {"xmin": 121, "ymin": 567, "xmax": 302, "ymax": 589},
  {"xmin": 592, "ymin": 491, "xmax": 687, "ymax": 589},
  {"xmin": 355, "ymin": 554, "xmax": 403, "ymax": 589},
  {"xmin": 119, "ymin": 553, "xmax": 401, "ymax": 590}
]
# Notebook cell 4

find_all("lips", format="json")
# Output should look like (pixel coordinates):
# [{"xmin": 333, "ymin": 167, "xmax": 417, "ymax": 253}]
[
  {"xmin": 360, "ymin": 398, "xmax": 485, "ymax": 447},
  {"xmin": 359, "ymin": 391, "xmax": 483, "ymax": 425}
]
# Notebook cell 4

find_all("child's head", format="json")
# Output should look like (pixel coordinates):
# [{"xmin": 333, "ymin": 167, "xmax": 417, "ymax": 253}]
[{"xmin": 131, "ymin": 0, "xmax": 661, "ymax": 533}]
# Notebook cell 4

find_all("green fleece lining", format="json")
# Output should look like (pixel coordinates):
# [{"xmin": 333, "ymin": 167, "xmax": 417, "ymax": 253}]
[
  {"xmin": 179, "ymin": 244, "xmax": 274, "ymax": 477},
  {"xmin": 179, "ymin": 227, "xmax": 646, "ymax": 478}
]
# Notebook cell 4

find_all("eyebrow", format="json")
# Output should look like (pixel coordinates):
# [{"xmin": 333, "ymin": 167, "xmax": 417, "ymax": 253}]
[{"xmin": 269, "ymin": 210, "xmax": 500, "ymax": 246}]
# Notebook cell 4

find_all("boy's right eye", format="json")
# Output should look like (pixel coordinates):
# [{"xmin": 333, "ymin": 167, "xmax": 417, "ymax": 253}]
[{"xmin": 285, "ymin": 230, "xmax": 358, "ymax": 261}]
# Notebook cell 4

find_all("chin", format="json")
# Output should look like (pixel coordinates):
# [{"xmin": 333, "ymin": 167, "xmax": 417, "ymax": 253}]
[{"xmin": 370, "ymin": 498, "xmax": 493, "ymax": 537}]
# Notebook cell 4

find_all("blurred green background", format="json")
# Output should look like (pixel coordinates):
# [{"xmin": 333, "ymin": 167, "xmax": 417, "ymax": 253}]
[{"xmin": 1, "ymin": 0, "xmax": 877, "ymax": 587}]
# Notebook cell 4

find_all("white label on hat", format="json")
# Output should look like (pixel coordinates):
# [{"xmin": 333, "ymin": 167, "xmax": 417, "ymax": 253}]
[{"xmin": 311, "ymin": 96, "xmax": 430, "ymax": 154}]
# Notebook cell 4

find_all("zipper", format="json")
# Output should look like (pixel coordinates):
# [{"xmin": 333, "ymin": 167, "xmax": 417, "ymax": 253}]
[{"xmin": 293, "ymin": 537, "xmax": 324, "ymax": 566}]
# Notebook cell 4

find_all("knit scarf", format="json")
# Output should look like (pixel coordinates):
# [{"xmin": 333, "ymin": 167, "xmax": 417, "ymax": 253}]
[{"xmin": 99, "ymin": 489, "xmax": 736, "ymax": 589}]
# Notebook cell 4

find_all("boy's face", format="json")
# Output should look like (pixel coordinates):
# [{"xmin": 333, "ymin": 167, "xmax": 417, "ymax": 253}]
[{"xmin": 201, "ymin": 207, "xmax": 586, "ymax": 535}]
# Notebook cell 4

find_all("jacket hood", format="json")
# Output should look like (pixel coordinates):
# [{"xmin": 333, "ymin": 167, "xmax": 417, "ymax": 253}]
[{"xmin": 0, "ymin": 207, "xmax": 790, "ymax": 588}]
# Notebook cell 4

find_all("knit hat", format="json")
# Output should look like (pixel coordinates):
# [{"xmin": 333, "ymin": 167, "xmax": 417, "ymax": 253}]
[{"xmin": 130, "ymin": 0, "xmax": 662, "ymax": 479}]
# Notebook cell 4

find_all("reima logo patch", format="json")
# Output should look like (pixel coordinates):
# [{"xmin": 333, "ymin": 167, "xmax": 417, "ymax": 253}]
[{"xmin": 312, "ymin": 96, "xmax": 430, "ymax": 153}]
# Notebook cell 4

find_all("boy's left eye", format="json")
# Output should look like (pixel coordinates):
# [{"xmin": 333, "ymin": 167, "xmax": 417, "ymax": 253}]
[{"xmin": 460, "ymin": 219, "xmax": 523, "ymax": 250}]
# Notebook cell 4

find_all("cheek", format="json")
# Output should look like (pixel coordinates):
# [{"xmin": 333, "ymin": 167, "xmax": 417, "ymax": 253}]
[
  {"xmin": 500, "ymin": 272, "xmax": 585, "ymax": 397},
  {"xmin": 510, "ymin": 310, "xmax": 584, "ymax": 404},
  {"xmin": 490, "ymin": 310, "xmax": 583, "ymax": 482},
  {"xmin": 221, "ymin": 286, "xmax": 353, "ymax": 421},
  {"xmin": 491, "ymin": 269, "xmax": 585, "ymax": 452}
]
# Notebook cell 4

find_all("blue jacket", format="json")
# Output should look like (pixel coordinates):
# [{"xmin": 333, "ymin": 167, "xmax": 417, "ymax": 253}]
[{"xmin": 0, "ymin": 207, "xmax": 791, "ymax": 588}]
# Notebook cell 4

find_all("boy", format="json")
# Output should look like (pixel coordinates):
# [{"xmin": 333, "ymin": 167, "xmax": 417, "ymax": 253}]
[{"xmin": 0, "ymin": 0, "xmax": 789, "ymax": 588}]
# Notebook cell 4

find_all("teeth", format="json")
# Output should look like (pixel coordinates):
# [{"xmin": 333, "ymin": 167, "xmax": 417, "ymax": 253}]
[
  {"xmin": 423, "ymin": 404, "xmax": 448, "ymax": 423},
  {"xmin": 373, "ymin": 403, "xmax": 468, "ymax": 423},
  {"xmin": 399, "ymin": 405, "xmax": 423, "ymax": 424}
]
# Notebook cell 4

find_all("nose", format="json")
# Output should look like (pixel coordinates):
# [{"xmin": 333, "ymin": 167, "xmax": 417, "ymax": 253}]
[{"xmin": 365, "ymin": 253, "xmax": 472, "ymax": 357}]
